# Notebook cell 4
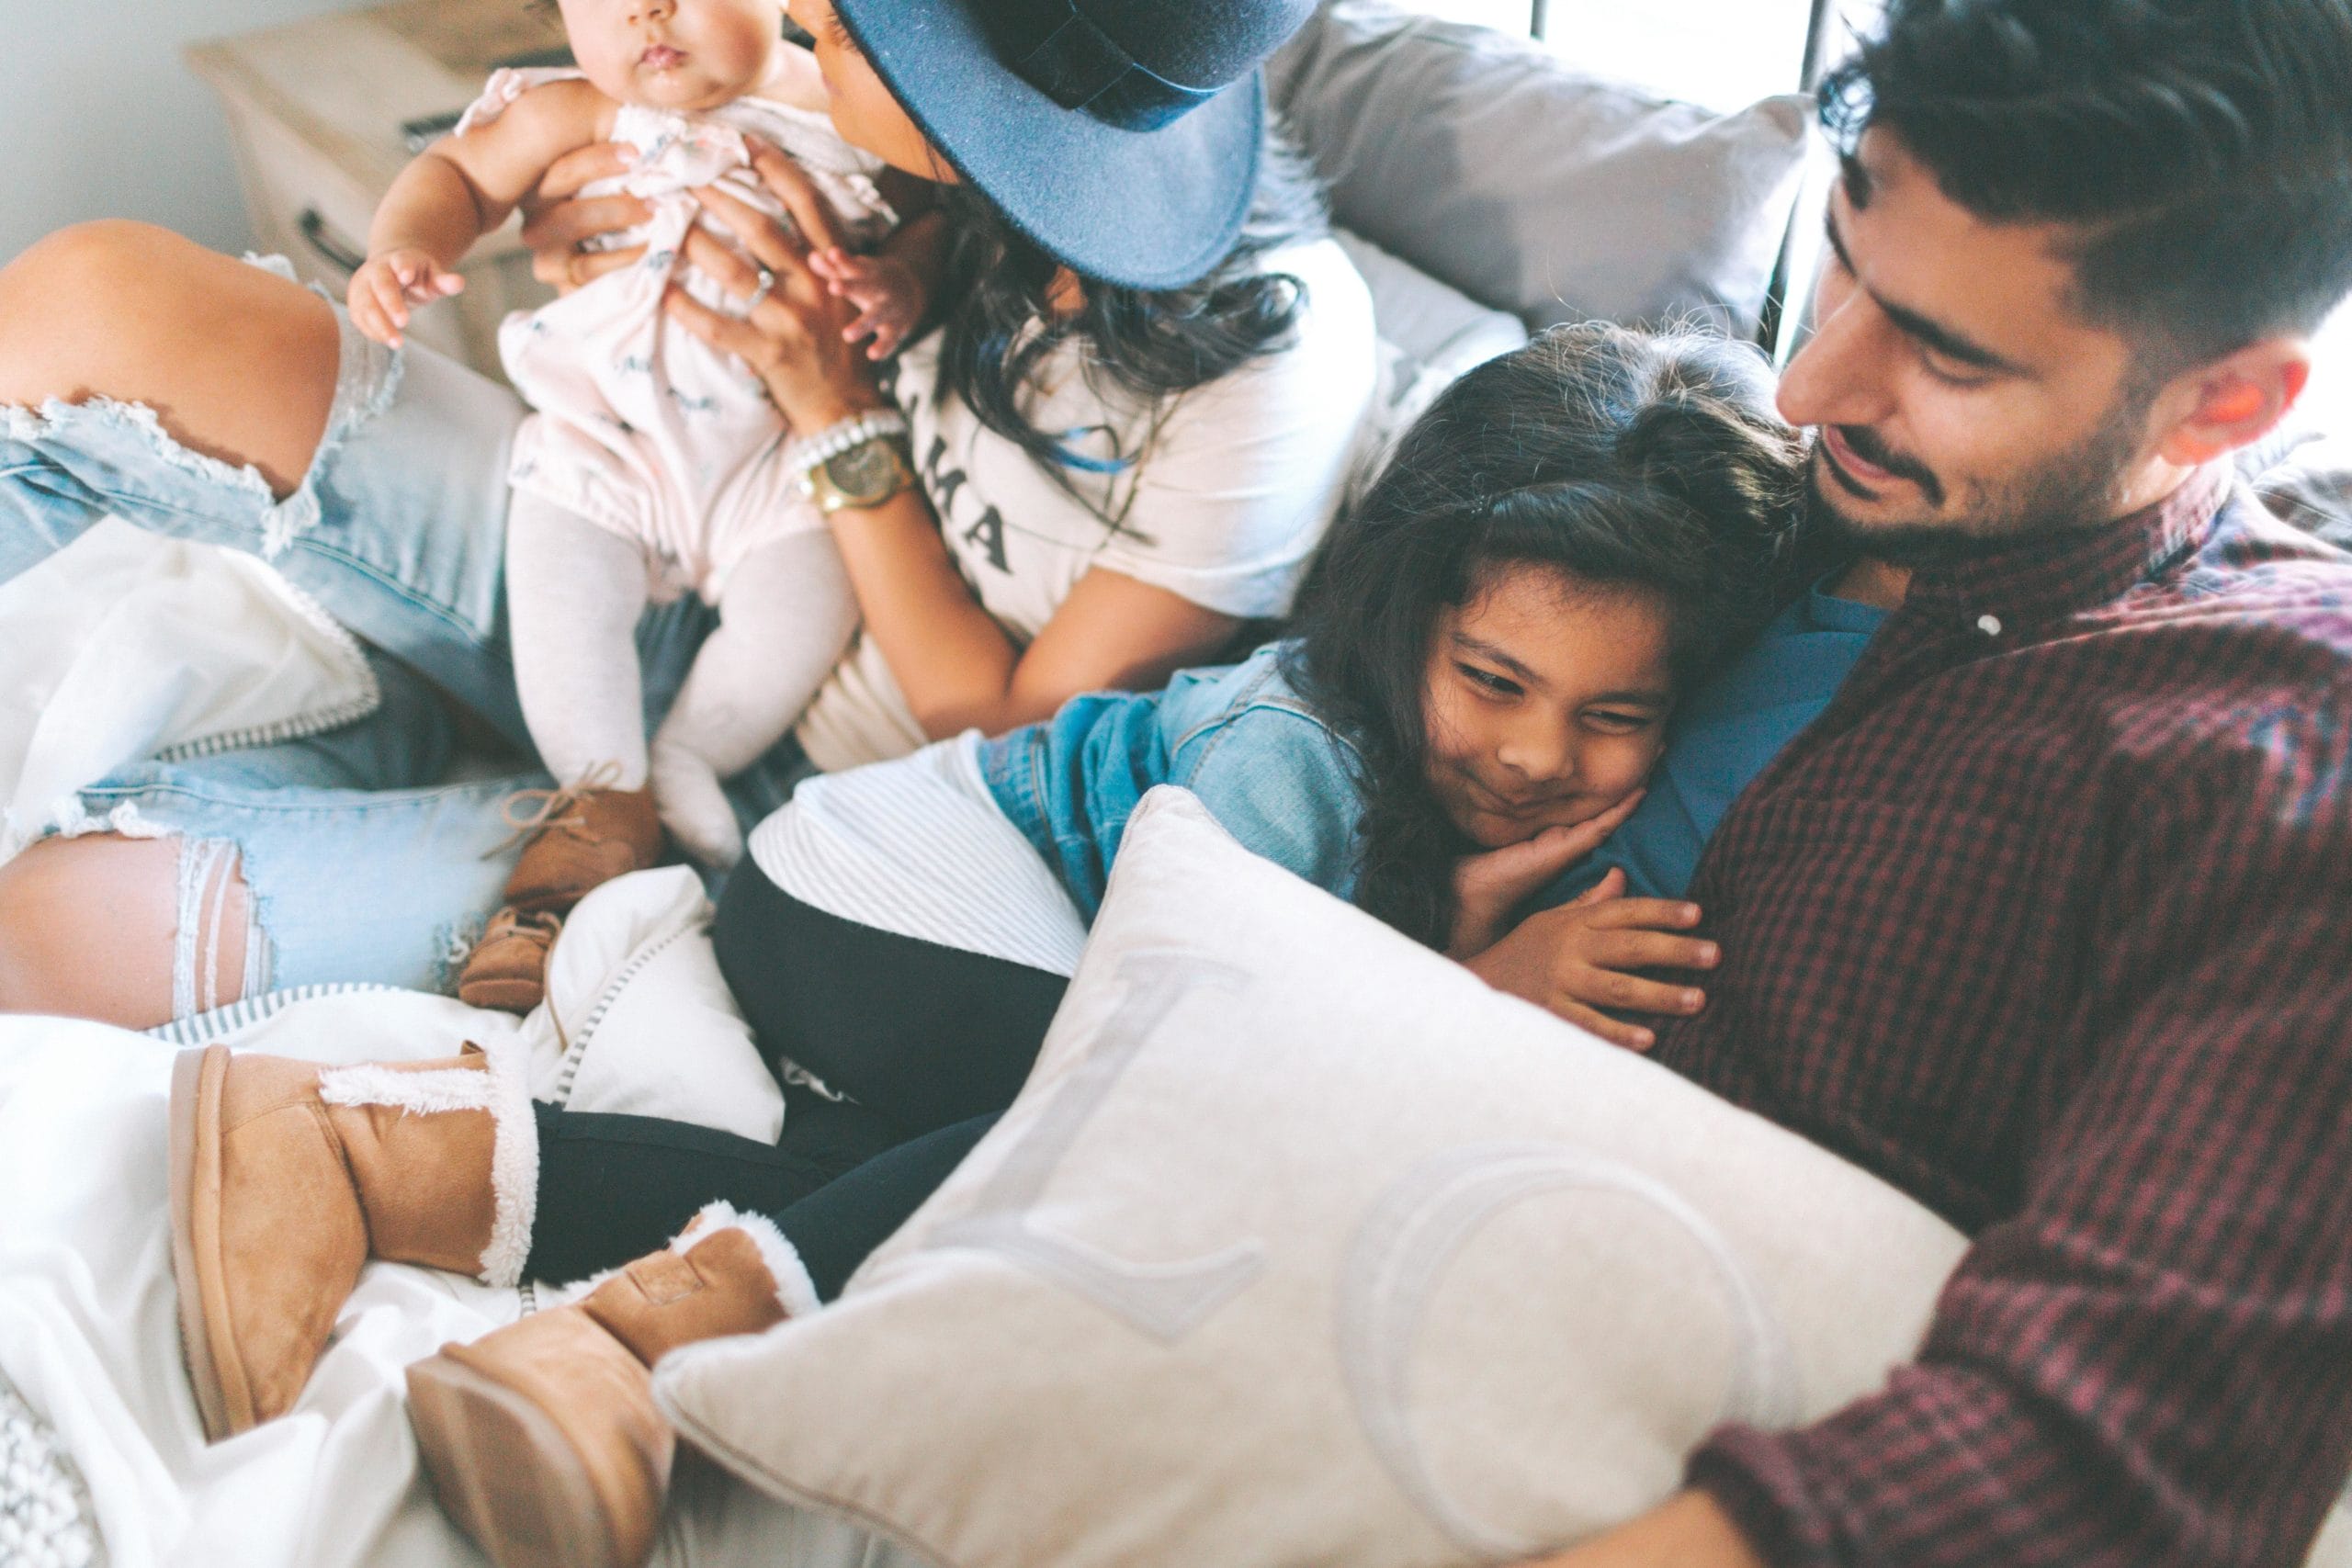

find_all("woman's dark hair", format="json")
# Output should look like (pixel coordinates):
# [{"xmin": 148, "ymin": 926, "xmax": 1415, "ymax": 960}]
[
  {"xmin": 931, "ymin": 123, "xmax": 1329, "ymax": 481},
  {"xmin": 1287, "ymin": 322, "xmax": 1808, "ymax": 949},
  {"xmin": 1821, "ymin": 0, "xmax": 2352, "ymax": 370}
]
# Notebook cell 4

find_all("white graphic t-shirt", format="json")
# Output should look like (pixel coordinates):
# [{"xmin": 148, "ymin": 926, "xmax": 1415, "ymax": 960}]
[{"xmin": 792, "ymin": 238, "xmax": 1376, "ymax": 772}]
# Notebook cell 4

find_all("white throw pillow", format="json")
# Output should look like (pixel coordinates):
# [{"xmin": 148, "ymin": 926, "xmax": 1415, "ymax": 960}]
[
  {"xmin": 527, "ymin": 865, "xmax": 785, "ymax": 1144},
  {"xmin": 654, "ymin": 789, "xmax": 1969, "ymax": 1568}
]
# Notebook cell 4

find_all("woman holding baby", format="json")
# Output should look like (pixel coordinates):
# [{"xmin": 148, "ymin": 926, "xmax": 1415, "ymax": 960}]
[{"xmin": 0, "ymin": 0, "xmax": 1374, "ymax": 1026}]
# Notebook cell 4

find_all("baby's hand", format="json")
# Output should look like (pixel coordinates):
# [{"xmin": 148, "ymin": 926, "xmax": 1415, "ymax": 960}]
[
  {"xmin": 347, "ymin": 249, "xmax": 466, "ymax": 348},
  {"xmin": 1460, "ymin": 868, "xmax": 1719, "ymax": 1052},
  {"xmin": 808, "ymin": 246, "xmax": 925, "ymax": 360}
]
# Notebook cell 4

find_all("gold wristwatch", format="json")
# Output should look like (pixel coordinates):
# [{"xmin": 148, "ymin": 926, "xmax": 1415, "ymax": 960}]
[{"xmin": 803, "ymin": 432, "xmax": 917, "ymax": 515}]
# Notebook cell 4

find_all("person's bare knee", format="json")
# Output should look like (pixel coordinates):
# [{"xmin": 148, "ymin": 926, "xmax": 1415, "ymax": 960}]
[
  {"xmin": 0, "ymin": 833, "xmax": 251, "ymax": 1030},
  {"xmin": 0, "ymin": 220, "xmax": 340, "ymax": 495}
]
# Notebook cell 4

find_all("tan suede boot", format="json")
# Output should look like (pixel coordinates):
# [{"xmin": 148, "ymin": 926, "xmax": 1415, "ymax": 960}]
[
  {"xmin": 459, "ymin": 776, "xmax": 663, "ymax": 1015},
  {"xmin": 455, "ymin": 907, "xmax": 564, "ymax": 1014},
  {"xmin": 499, "ymin": 780, "xmax": 663, "ymax": 917},
  {"xmin": 167, "ymin": 1040, "xmax": 537, "ymax": 1442},
  {"xmin": 406, "ymin": 1204, "xmax": 811, "ymax": 1568}
]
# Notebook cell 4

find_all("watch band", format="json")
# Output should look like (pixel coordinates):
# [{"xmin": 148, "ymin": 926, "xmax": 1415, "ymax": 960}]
[
  {"xmin": 785, "ymin": 408, "xmax": 910, "ymax": 486},
  {"xmin": 801, "ymin": 432, "xmax": 918, "ymax": 515}
]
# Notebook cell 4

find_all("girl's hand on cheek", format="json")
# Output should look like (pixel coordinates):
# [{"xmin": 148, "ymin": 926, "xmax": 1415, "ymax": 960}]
[
  {"xmin": 1461, "ymin": 868, "xmax": 1719, "ymax": 1051},
  {"xmin": 1447, "ymin": 789, "xmax": 1643, "ymax": 959}
]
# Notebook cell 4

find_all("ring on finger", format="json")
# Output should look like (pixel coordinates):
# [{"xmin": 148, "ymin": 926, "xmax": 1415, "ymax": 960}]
[{"xmin": 744, "ymin": 267, "xmax": 776, "ymax": 314}]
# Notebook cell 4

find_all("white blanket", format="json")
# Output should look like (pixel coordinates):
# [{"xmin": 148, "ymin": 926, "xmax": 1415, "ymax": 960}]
[
  {"xmin": 0, "ymin": 867, "xmax": 930, "ymax": 1568},
  {"xmin": 0, "ymin": 520, "xmax": 382, "ymax": 864}
]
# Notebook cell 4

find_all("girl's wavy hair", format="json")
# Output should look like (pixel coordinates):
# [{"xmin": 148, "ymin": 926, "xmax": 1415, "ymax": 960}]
[
  {"xmin": 1287, "ymin": 322, "xmax": 1810, "ymax": 949},
  {"xmin": 929, "ymin": 123, "xmax": 1329, "ymax": 480}
]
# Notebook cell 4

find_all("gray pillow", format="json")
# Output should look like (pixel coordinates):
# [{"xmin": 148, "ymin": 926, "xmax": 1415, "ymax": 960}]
[
  {"xmin": 1331, "ymin": 228, "xmax": 1530, "ymax": 507},
  {"xmin": 1270, "ymin": 0, "xmax": 1813, "ymax": 337},
  {"xmin": 2247, "ymin": 433, "xmax": 2352, "ymax": 552}
]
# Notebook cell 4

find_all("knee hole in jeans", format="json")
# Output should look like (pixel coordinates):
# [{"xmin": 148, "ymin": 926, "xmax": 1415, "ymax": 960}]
[{"xmin": 173, "ymin": 837, "xmax": 267, "ymax": 1019}]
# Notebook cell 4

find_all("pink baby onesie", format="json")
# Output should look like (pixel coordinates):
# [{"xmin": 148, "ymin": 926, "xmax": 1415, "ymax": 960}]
[{"xmin": 458, "ymin": 69, "xmax": 899, "ymax": 605}]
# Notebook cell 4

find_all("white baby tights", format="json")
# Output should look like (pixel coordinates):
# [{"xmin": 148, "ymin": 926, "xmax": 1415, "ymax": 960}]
[{"xmin": 505, "ymin": 493, "xmax": 858, "ymax": 867}]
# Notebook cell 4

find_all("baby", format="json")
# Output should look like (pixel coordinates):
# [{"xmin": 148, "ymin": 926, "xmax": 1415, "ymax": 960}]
[{"xmin": 351, "ymin": 0, "xmax": 943, "ymax": 1009}]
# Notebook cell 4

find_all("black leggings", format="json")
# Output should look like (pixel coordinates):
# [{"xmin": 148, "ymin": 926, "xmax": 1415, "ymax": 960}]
[{"xmin": 524, "ymin": 863, "xmax": 1069, "ymax": 1297}]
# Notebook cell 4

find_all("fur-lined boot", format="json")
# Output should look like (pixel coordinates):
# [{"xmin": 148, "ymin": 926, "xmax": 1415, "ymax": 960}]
[
  {"xmin": 167, "ymin": 1041, "xmax": 536, "ymax": 1440},
  {"xmin": 405, "ymin": 1203, "xmax": 810, "ymax": 1568}
]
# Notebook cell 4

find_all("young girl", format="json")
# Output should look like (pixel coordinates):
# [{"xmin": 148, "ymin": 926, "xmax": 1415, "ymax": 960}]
[
  {"xmin": 164, "ymin": 321, "xmax": 1807, "ymax": 1564},
  {"xmin": 351, "ymin": 0, "xmax": 948, "ymax": 1004}
]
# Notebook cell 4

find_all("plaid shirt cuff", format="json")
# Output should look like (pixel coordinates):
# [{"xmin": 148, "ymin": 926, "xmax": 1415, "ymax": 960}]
[{"xmin": 1686, "ymin": 1426, "xmax": 1847, "ymax": 1568}]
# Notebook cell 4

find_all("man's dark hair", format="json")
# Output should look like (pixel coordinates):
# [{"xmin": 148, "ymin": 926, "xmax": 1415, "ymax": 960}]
[{"xmin": 1823, "ymin": 0, "xmax": 2352, "ymax": 367}]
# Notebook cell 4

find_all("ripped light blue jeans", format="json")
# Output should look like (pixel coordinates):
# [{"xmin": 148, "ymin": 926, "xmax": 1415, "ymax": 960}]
[{"xmin": 0, "ymin": 261, "xmax": 816, "ymax": 1009}]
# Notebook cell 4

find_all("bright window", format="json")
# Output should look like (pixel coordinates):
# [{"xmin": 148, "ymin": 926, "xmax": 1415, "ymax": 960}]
[
  {"xmin": 1395, "ymin": 0, "xmax": 1886, "ymax": 114},
  {"xmin": 1541, "ymin": 0, "xmax": 1819, "ymax": 113}
]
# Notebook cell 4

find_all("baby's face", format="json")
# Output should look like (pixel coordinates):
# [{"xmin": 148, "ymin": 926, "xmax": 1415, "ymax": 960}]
[{"xmin": 559, "ymin": 0, "xmax": 785, "ymax": 112}]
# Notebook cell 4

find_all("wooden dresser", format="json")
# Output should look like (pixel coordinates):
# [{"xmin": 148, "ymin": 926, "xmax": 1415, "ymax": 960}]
[{"xmin": 185, "ymin": 0, "xmax": 574, "ymax": 381}]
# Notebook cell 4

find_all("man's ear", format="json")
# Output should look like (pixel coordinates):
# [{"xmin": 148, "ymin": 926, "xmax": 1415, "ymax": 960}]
[{"xmin": 2152, "ymin": 338, "xmax": 2314, "ymax": 467}]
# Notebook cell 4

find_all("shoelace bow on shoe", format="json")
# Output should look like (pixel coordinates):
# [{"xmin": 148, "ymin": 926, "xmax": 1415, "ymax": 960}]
[
  {"xmin": 485, "ymin": 907, "xmax": 563, "ymax": 941},
  {"xmin": 481, "ymin": 760, "xmax": 625, "ymax": 860}
]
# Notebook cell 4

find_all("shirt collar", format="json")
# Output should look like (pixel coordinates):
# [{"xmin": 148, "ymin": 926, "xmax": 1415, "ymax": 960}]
[
  {"xmin": 1805, "ymin": 578, "xmax": 1894, "ymax": 634},
  {"xmin": 1902, "ymin": 466, "xmax": 2228, "ymax": 627}
]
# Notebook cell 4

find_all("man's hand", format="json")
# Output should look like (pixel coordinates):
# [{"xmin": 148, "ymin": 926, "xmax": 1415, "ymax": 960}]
[
  {"xmin": 347, "ymin": 248, "xmax": 464, "ymax": 347},
  {"xmin": 1461, "ymin": 868, "xmax": 1718, "ymax": 1050}
]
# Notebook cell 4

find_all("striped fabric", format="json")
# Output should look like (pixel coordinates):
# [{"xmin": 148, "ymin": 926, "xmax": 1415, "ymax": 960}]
[
  {"xmin": 746, "ymin": 733, "xmax": 1089, "ymax": 979},
  {"xmin": 143, "ymin": 981, "xmax": 401, "ymax": 1048}
]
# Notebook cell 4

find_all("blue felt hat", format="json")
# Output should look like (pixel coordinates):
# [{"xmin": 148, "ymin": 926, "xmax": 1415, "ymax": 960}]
[{"xmin": 830, "ymin": 0, "xmax": 1318, "ymax": 289}]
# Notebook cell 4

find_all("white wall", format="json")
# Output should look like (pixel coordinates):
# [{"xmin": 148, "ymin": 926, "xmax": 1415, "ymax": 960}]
[{"xmin": 0, "ymin": 0, "xmax": 374, "ymax": 265}]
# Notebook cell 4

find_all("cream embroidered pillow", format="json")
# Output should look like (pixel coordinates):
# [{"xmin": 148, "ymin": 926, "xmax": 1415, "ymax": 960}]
[{"xmin": 654, "ymin": 788, "xmax": 1970, "ymax": 1568}]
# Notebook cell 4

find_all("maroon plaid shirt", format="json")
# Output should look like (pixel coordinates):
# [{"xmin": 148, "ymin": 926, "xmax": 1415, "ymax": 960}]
[{"xmin": 1654, "ymin": 470, "xmax": 2352, "ymax": 1566}]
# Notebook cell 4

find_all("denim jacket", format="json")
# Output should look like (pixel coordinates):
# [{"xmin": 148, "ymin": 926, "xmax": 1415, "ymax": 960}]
[
  {"xmin": 978, "ymin": 642, "xmax": 1364, "ymax": 919},
  {"xmin": 981, "ymin": 582, "xmax": 1889, "ymax": 926}
]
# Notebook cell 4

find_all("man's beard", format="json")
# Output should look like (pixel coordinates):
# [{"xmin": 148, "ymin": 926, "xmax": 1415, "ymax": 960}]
[{"xmin": 1808, "ymin": 393, "xmax": 2154, "ymax": 570}]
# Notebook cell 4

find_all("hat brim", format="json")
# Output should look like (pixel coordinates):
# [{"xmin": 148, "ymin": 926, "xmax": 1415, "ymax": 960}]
[{"xmin": 831, "ymin": 0, "xmax": 1263, "ymax": 291}]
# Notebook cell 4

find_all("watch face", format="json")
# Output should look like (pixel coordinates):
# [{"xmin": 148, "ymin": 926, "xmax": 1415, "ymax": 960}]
[{"xmin": 824, "ymin": 437, "xmax": 909, "ymax": 505}]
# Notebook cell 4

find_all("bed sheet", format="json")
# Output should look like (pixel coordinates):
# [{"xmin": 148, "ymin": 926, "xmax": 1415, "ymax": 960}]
[{"xmin": 0, "ymin": 871, "xmax": 938, "ymax": 1568}]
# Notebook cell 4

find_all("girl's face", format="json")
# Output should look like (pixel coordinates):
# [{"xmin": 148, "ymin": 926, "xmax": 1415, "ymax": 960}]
[
  {"xmin": 1420, "ymin": 564, "xmax": 1677, "ymax": 850},
  {"xmin": 786, "ymin": 0, "xmax": 959, "ymax": 181},
  {"xmin": 560, "ymin": 0, "xmax": 786, "ymax": 111}
]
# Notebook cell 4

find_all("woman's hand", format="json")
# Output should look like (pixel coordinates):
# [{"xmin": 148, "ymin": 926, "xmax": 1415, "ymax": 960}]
[
  {"xmin": 664, "ymin": 140, "xmax": 887, "ymax": 429},
  {"xmin": 517, "ymin": 142, "xmax": 650, "ymax": 294},
  {"xmin": 1459, "ymin": 867, "xmax": 1720, "ymax": 1053},
  {"xmin": 1447, "ymin": 792, "xmax": 1643, "ymax": 960}
]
